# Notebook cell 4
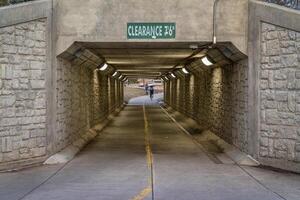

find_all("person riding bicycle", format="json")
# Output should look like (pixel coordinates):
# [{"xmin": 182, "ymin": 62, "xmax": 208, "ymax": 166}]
[
  {"xmin": 145, "ymin": 84, "xmax": 149, "ymax": 95},
  {"xmin": 149, "ymin": 86, "xmax": 154, "ymax": 100}
]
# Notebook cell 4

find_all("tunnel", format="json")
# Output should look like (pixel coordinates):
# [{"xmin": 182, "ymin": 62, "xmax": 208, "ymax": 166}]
[
  {"xmin": 1, "ymin": 0, "xmax": 300, "ymax": 199},
  {"xmin": 25, "ymin": 41, "xmax": 259, "ymax": 200},
  {"xmin": 57, "ymin": 41, "xmax": 248, "ymax": 152}
]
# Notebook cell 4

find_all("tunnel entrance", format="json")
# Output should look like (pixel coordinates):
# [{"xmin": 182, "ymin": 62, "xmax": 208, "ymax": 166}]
[
  {"xmin": 59, "ymin": 41, "xmax": 247, "ymax": 108},
  {"xmin": 58, "ymin": 41, "xmax": 249, "ymax": 154},
  {"xmin": 1, "ymin": 0, "xmax": 300, "ymax": 184}
]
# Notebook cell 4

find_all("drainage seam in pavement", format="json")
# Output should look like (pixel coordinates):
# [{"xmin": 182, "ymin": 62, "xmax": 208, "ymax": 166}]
[
  {"xmin": 237, "ymin": 166, "xmax": 287, "ymax": 200},
  {"xmin": 17, "ymin": 160, "xmax": 72, "ymax": 200},
  {"xmin": 160, "ymin": 106, "xmax": 287, "ymax": 200}
]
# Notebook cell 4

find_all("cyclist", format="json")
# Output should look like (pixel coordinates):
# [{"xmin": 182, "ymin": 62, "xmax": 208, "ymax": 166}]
[{"xmin": 149, "ymin": 86, "xmax": 154, "ymax": 100}]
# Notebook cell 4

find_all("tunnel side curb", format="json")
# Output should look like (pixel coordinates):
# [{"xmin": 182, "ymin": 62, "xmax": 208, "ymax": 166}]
[
  {"xmin": 43, "ymin": 121, "xmax": 109, "ymax": 165},
  {"xmin": 44, "ymin": 105, "xmax": 125, "ymax": 165},
  {"xmin": 161, "ymin": 105, "xmax": 260, "ymax": 167}
]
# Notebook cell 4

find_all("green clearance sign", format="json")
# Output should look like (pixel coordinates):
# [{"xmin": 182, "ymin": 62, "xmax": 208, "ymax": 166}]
[{"xmin": 127, "ymin": 23, "xmax": 176, "ymax": 39}]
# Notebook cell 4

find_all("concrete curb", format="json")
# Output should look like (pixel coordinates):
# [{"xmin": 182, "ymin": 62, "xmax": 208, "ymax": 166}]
[
  {"xmin": 44, "ymin": 120, "xmax": 109, "ymax": 165},
  {"xmin": 197, "ymin": 130, "xmax": 260, "ymax": 166},
  {"xmin": 161, "ymin": 105, "xmax": 260, "ymax": 167},
  {"xmin": 44, "ymin": 105, "xmax": 125, "ymax": 165}
]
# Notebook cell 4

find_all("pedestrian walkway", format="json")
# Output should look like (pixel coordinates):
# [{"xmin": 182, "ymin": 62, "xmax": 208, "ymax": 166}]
[
  {"xmin": 1, "ymin": 105, "xmax": 300, "ymax": 200},
  {"xmin": 128, "ymin": 93, "xmax": 163, "ymax": 105}
]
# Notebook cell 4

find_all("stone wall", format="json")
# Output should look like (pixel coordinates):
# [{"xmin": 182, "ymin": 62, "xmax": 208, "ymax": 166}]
[
  {"xmin": 108, "ymin": 78, "xmax": 116, "ymax": 113},
  {"xmin": 98, "ymin": 74, "xmax": 109, "ymax": 120},
  {"xmin": 231, "ymin": 60, "xmax": 249, "ymax": 153},
  {"xmin": 259, "ymin": 22, "xmax": 300, "ymax": 168},
  {"xmin": 0, "ymin": 20, "xmax": 124, "ymax": 169},
  {"xmin": 55, "ymin": 59, "xmax": 95, "ymax": 152},
  {"xmin": 54, "ymin": 59, "xmax": 122, "ymax": 154},
  {"xmin": 0, "ymin": 19, "xmax": 48, "ymax": 168},
  {"xmin": 165, "ymin": 59, "xmax": 249, "ymax": 152}
]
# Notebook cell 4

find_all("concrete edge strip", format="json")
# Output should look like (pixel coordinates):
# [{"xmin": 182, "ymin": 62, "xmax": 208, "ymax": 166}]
[
  {"xmin": 160, "ymin": 105, "xmax": 260, "ymax": 167},
  {"xmin": 44, "ymin": 106, "xmax": 125, "ymax": 165},
  {"xmin": 43, "ymin": 121, "xmax": 108, "ymax": 165},
  {"xmin": 0, "ymin": 0, "xmax": 51, "ymax": 28}
]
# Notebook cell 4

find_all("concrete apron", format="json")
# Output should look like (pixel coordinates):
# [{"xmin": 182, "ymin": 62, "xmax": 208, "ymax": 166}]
[
  {"xmin": 3, "ymin": 105, "xmax": 299, "ymax": 200},
  {"xmin": 161, "ymin": 105, "xmax": 260, "ymax": 167},
  {"xmin": 46, "ymin": 103, "xmax": 259, "ymax": 175}
]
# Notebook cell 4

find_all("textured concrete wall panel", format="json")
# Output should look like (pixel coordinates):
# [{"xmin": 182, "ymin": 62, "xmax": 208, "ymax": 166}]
[
  {"xmin": 0, "ymin": 19, "xmax": 47, "ymax": 164},
  {"xmin": 259, "ymin": 22, "xmax": 300, "ymax": 165}
]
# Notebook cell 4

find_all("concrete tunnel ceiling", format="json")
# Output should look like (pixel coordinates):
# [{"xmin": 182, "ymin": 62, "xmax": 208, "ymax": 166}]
[{"xmin": 58, "ymin": 42, "xmax": 247, "ymax": 79}]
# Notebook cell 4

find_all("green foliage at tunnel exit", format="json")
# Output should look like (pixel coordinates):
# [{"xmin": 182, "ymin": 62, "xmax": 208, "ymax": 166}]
[{"xmin": 0, "ymin": 0, "xmax": 34, "ymax": 7}]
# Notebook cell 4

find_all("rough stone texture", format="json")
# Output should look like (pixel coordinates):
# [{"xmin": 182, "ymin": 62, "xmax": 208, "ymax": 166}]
[
  {"xmin": 165, "ymin": 59, "xmax": 249, "ymax": 153},
  {"xmin": 97, "ymin": 73, "xmax": 109, "ymax": 120},
  {"xmin": 0, "ymin": 19, "xmax": 47, "ymax": 164},
  {"xmin": 259, "ymin": 22, "xmax": 300, "ymax": 164},
  {"xmin": 54, "ymin": 59, "xmax": 117, "ymax": 154},
  {"xmin": 231, "ymin": 60, "xmax": 249, "ymax": 153},
  {"xmin": 108, "ymin": 77, "xmax": 116, "ymax": 113}
]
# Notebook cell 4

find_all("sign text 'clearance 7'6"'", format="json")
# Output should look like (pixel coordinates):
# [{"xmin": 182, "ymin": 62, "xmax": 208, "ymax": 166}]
[{"xmin": 127, "ymin": 23, "xmax": 176, "ymax": 39}]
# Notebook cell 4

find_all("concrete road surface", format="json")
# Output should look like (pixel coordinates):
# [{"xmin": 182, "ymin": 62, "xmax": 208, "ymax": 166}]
[{"xmin": 1, "ymin": 105, "xmax": 300, "ymax": 200}]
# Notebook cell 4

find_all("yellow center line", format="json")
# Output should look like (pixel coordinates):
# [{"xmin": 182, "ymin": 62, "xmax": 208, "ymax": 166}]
[
  {"xmin": 144, "ymin": 106, "xmax": 153, "ymax": 170},
  {"xmin": 131, "ymin": 187, "xmax": 152, "ymax": 200},
  {"xmin": 130, "ymin": 105, "xmax": 154, "ymax": 200}
]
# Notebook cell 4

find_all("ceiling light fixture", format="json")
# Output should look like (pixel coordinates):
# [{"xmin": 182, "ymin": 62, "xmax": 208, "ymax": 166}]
[
  {"xmin": 201, "ymin": 56, "xmax": 214, "ymax": 66},
  {"xmin": 119, "ymin": 75, "xmax": 123, "ymax": 79},
  {"xmin": 162, "ymin": 76, "xmax": 169, "ymax": 81},
  {"xmin": 99, "ymin": 63, "xmax": 108, "ymax": 71},
  {"xmin": 182, "ymin": 67, "xmax": 189, "ymax": 74},
  {"xmin": 112, "ymin": 72, "xmax": 117, "ymax": 77},
  {"xmin": 170, "ymin": 73, "xmax": 176, "ymax": 78}
]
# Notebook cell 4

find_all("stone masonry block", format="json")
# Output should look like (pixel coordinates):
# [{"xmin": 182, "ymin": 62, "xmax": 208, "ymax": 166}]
[
  {"xmin": 274, "ymin": 70, "xmax": 287, "ymax": 80},
  {"xmin": 275, "ymin": 91, "xmax": 288, "ymax": 102},
  {"xmin": 274, "ymin": 139, "xmax": 287, "ymax": 151},
  {"xmin": 0, "ymin": 95, "xmax": 16, "ymax": 107},
  {"xmin": 0, "ymin": 118, "xmax": 18, "ymax": 127},
  {"xmin": 296, "ymin": 71, "xmax": 300, "ymax": 79},
  {"xmin": 29, "ymin": 69, "xmax": 45, "ymax": 80},
  {"xmin": 266, "ymin": 40, "xmax": 280, "ymax": 56},
  {"xmin": 1, "ymin": 137, "xmax": 13, "ymax": 153},
  {"xmin": 281, "ymin": 54, "xmax": 298, "ymax": 67},
  {"xmin": 266, "ymin": 31, "xmax": 278, "ymax": 40},
  {"xmin": 30, "ymin": 80, "xmax": 45, "ymax": 89},
  {"xmin": 260, "ymin": 137, "xmax": 269, "ymax": 147},
  {"xmin": 260, "ymin": 147, "xmax": 269, "ymax": 157},
  {"xmin": 31, "ymin": 147, "xmax": 46, "ymax": 157},
  {"xmin": 30, "ymin": 61, "xmax": 45, "ymax": 70},
  {"xmin": 0, "ymin": 65, "xmax": 13, "ymax": 80}
]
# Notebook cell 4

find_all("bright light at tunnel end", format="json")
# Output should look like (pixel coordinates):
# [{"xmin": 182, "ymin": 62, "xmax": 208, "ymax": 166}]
[
  {"xmin": 201, "ymin": 56, "xmax": 213, "ymax": 66},
  {"xmin": 99, "ymin": 63, "xmax": 108, "ymax": 71},
  {"xmin": 182, "ymin": 67, "xmax": 189, "ymax": 74}
]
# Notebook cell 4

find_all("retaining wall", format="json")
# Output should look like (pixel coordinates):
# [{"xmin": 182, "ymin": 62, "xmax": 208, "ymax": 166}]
[{"xmin": 0, "ymin": 1, "xmax": 124, "ymax": 170}]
